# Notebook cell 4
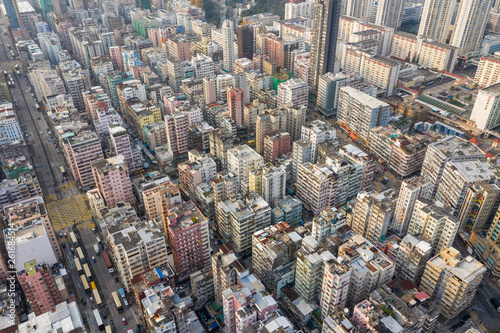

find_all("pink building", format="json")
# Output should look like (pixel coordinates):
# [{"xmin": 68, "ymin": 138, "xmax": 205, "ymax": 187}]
[
  {"xmin": 18, "ymin": 260, "xmax": 63, "ymax": 315},
  {"xmin": 351, "ymin": 300, "xmax": 376, "ymax": 330},
  {"xmin": 82, "ymin": 86, "xmax": 112, "ymax": 121},
  {"xmin": 222, "ymin": 275, "xmax": 280, "ymax": 333},
  {"xmin": 148, "ymin": 27, "xmax": 169, "ymax": 47},
  {"xmin": 163, "ymin": 94, "xmax": 191, "ymax": 115},
  {"xmin": 264, "ymin": 131, "xmax": 291, "ymax": 165},
  {"xmin": 165, "ymin": 112, "xmax": 189, "ymax": 156},
  {"xmin": 131, "ymin": 64, "xmax": 151, "ymax": 79},
  {"xmin": 166, "ymin": 38, "xmax": 191, "ymax": 61},
  {"xmin": 227, "ymin": 87, "xmax": 244, "ymax": 127},
  {"xmin": 92, "ymin": 155, "xmax": 136, "ymax": 208},
  {"xmin": 64, "ymin": 130, "xmax": 104, "ymax": 188},
  {"xmin": 109, "ymin": 46, "xmax": 124, "ymax": 71},
  {"xmin": 165, "ymin": 201, "xmax": 210, "ymax": 279}
]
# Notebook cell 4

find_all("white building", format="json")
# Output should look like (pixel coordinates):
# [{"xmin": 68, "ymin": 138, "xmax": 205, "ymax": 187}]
[
  {"xmin": 395, "ymin": 234, "xmax": 432, "ymax": 285},
  {"xmin": 337, "ymin": 86, "xmax": 390, "ymax": 145},
  {"xmin": 284, "ymin": 0, "xmax": 315, "ymax": 20},
  {"xmin": 227, "ymin": 144, "xmax": 264, "ymax": 190},
  {"xmin": 191, "ymin": 54, "xmax": 215, "ymax": 78},
  {"xmin": 0, "ymin": 103, "xmax": 22, "ymax": 145},
  {"xmin": 38, "ymin": 32, "xmax": 62, "ymax": 64},
  {"xmin": 475, "ymin": 55, "xmax": 500, "ymax": 87},
  {"xmin": 291, "ymin": 140, "xmax": 312, "ymax": 182},
  {"xmin": 450, "ymin": 0, "xmax": 492, "ymax": 55},
  {"xmin": 392, "ymin": 176, "xmax": 432, "ymax": 235},
  {"xmin": 418, "ymin": 0, "xmax": 456, "ymax": 43},
  {"xmin": 301, "ymin": 119, "xmax": 336, "ymax": 163},
  {"xmin": 470, "ymin": 83, "xmax": 500, "ymax": 130},
  {"xmin": 261, "ymin": 166, "xmax": 287, "ymax": 206},
  {"xmin": 408, "ymin": 198, "xmax": 459, "ymax": 255},
  {"xmin": 221, "ymin": 20, "xmax": 236, "ymax": 72},
  {"xmin": 277, "ymin": 78, "xmax": 308, "ymax": 108},
  {"xmin": 350, "ymin": 190, "xmax": 395, "ymax": 244}
]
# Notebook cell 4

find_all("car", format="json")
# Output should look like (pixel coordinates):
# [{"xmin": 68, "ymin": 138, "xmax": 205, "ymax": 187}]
[
  {"xmin": 101, "ymin": 308, "xmax": 108, "ymax": 318},
  {"xmin": 39, "ymin": 131, "xmax": 43, "ymax": 135},
  {"xmin": 450, "ymin": 325, "xmax": 458, "ymax": 332},
  {"xmin": 457, "ymin": 321, "xmax": 465, "ymax": 327},
  {"xmin": 63, "ymin": 232, "xmax": 67, "ymax": 238},
  {"xmin": 122, "ymin": 317, "xmax": 127, "ymax": 325},
  {"xmin": 70, "ymin": 247, "xmax": 75, "ymax": 253},
  {"xmin": 462, "ymin": 314, "xmax": 471, "ymax": 321},
  {"xmin": 382, "ymin": 167, "xmax": 387, "ymax": 171},
  {"xmin": 37, "ymin": 117, "xmax": 40, "ymax": 120},
  {"xmin": 81, "ymin": 297, "xmax": 86, "ymax": 305},
  {"xmin": 127, "ymin": 329, "xmax": 134, "ymax": 333},
  {"xmin": 374, "ymin": 170, "xmax": 379, "ymax": 174},
  {"xmin": 136, "ymin": 324, "xmax": 142, "ymax": 333},
  {"xmin": 57, "ymin": 149, "xmax": 60, "ymax": 153},
  {"xmin": 46, "ymin": 128, "xmax": 49, "ymax": 131},
  {"xmin": 89, "ymin": 295, "xmax": 94, "ymax": 302},
  {"xmin": 114, "ymin": 277, "xmax": 119, "ymax": 283},
  {"xmin": 59, "ymin": 232, "xmax": 63, "ymax": 238}
]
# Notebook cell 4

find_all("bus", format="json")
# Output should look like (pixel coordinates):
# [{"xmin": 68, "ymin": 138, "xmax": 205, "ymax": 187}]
[
  {"xmin": 93, "ymin": 288, "xmax": 102, "ymax": 306},
  {"xmin": 112, "ymin": 292, "xmax": 123, "ymax": 312},
  {"xmin": 60, "ymin": 165, "xmax": 67, "ymax": 177},
  {"xmin": 83, "ymin": 263, "xmax": 92, "ymax": 281},
  {"xmin": 93, "ymin": 309, "xmax": 105, "ymax": 331},
  {"xmin": 76, "ymin": 247, "xmax": 86, "ymax": 264},
  {"xmin": 105, "ymin": 326, "xmax": 112, "ymax": 333},
  {"xmin": 80, "ymin": 275, "xmax": 91, "ymax": 294},
  {"xmin": 70, "ymin": 232, "xmax": 78, "ymax": 246},
  {"xmin": 74, "ymin": 259, "xmax": 83, "ymax": 275}
]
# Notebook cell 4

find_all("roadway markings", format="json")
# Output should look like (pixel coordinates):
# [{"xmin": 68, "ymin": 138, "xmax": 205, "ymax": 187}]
[
  {"xmin": 59, "ymin": 181, "xmax": 76, "ymax": 191},
  {"xmin": 470, "ymin": 311, "xmax": 487, "ymax": 333},
  {"xmin": 45, "ymin": 193, "xmax": 57, "ymax": 203},
  {"xmin": 47, "ymin": 194, "xmax": 92, "ymax": 231}
]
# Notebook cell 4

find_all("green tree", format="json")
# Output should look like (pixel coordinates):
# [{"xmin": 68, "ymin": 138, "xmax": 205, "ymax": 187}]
[{"xmin": 450, "ymin": 86, "xmax": 455, "ymax": 92}]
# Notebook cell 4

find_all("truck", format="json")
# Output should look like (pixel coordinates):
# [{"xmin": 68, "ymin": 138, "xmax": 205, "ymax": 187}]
[
  {"xmin": 118, "ymin": 288, "xmax": 125, "ymax": 298},
  {"xmin": 94, "ymin": 244, "xmax": 100, "ymax": 255},
  {"xmin": 102, "ymin": 251, "xmax": 114, "ymax": 273},
  {"xmin": 91, "ymin": 224, "xmax": 96, "ymax": 233},
  {"xmin": 491, "ymin": 298, "xmax": 500, "ymax": 312}
]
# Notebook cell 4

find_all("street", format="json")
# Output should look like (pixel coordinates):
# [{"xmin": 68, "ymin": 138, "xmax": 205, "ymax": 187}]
[{"xmin": 0, "ymin": 22, "xmax": 139, "ymax": 331}]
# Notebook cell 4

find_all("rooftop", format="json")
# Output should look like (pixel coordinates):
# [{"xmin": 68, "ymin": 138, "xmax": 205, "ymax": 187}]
[{"xmin": 166, "ymin": 201, "xmax": 207, "ymax": 231}]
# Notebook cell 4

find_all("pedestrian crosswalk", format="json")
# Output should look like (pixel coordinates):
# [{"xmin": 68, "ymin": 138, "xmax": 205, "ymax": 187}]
[
  {"xmin": 470, "ymin": 311, "xmax": 487, "ymax": 333},
  {"xmin": 47, "ymin": 194, "xmax": 92, "ymax": 231}
]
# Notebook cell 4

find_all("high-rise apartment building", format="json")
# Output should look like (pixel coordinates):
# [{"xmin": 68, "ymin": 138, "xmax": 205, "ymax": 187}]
[
  {"xmin": 337, "ymin": 86, "xmax": 390, "ymax": 146},
  {"xmin": 450, "ymin": 0, "xmax": 492, "ymax": 55},
  {"xmin": 227, "ymin": 145, "xmax": 264, "ymax": 190},
  {"xmin": 420, "ymin": 247, "xmax": 486, "ymax": 319},
  {"xmin": 310, "ymin": 0, "xmax": 341, "ymax": 93},
  {"xmin": 165, "ymin": 112, "xmax": 190, "ymax": 156},
  {"xmin": 227, "ymin": 87, "xmax": 244, "ymax": 127},
  {"xmin": 141, "ymin": 177, "xmax": 182, "ymax": 220},
  {"xmin": 255, "ymin": 106, "xmax": 306, "ymax": 154},
  {"xmin": 212, "ymin": 247, "xmax": 247, "ymax": 306},
  {"xmin": 237, "ymin": 25, "xmax": 254, "ymax": 60},
  {"xmin": 264, "ymin": 131, "xmax": 291, "ymax": 165},
  {"xmin": 408, "ymin": 198, "xmax": 459, "ymax": 255},
  {"xmin": 317, "ymin": 72, "xmax": 347, "ymax": 115},
  {"xmin": 277, "ymin": 79, "xmax": 309, "ymax": 108},
  {"xmin": 291, "ymin": 140, "xmax": 313, "ymax": 182},
  {"xmin": 92, "ymin": 155, "xmax": 136, "ymax": 208},
  {"xmin": 395, "ymin": 234, "xmax": 432, "ymax": 285},
  {"xmin": 458, "ymin": 183, "xmax": 500, "ymax": 235},
  {"xmin": 301, "ymin": 119, "xmax": 337, "ymax": 162},
  {"xmin": 474, "ymin": 56, "xmax": 500, "ymax": 88},
  {"xmin": 470, "ymin": 83, "xmax": 500, "ymax": 130},
  {"xmin": 216, "ymin": 193, "xmax": 271, "ymax": 252},
  {"xmin": 64, "ymin": 130, "xmax": 104, "ymax": 188},
  {"xmin": 297, "ymin": 162, "xmax": 335, "ymax": 215},
  {"xmin": 295, "ymin": 236, "xmax": 333, "ymax": 303},
  {"xmin": 18, "ymin": 260, "xmax": 63, "ymax": 315},
  {"xmin": 221, "ymin": 20, "xmax": 236, "ymax": 72},
  {"xmin": 320, "ymin": 256, "xmax": 352, "ymax": 318},
  {"xmin": 108, "ymin": 218, "xmax": 168, "ymax": 292},
  {"xmin": 392, "ymin": 176, "xmax": 432, "ymax": 235},
  {"xmin": 108, "ymin": 123, "xmax": 137, "ymax": 172},
  {"xmin": 248, "ymin": 165, "xmax": 287, "ymax": 206},
  {"xmin": 178, "ymin": 156, "xmax": 218, "ymax": 200},
  {"xmin": 285, "ymin": 0, "xmax": 316, "ymax": 20},
  {"xmin": 164, "ymin": 201, "xmax": 211, "ymax": 279},
  {"xmin": 350, "ymin": 190, "xmax": 395, "ymax": 244},
  {"xmin": 418, "ymin": 0, "xmax": 456, "ymax": 43},
  {"xmin": 252, "ymin": 222, "xmax": 302, "ymax": 297},
  {"xmin": 421, "ymin": 136, "xmax": 484, "ymax": 199}
]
